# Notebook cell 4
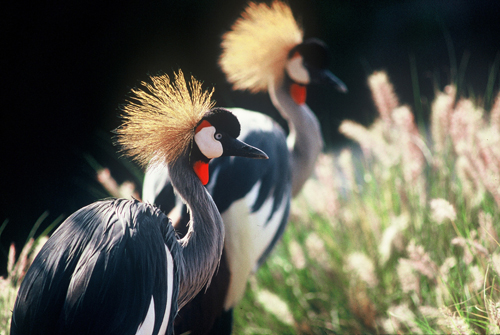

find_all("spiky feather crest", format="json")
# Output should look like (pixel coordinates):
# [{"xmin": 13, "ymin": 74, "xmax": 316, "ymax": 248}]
[
  {"xmin": 115, "ymin": 70, "xmax": 215, "ymax": 168},
  {"xmin": 219, "ymin": 0, "xmax": 303, "ymax": 92}
]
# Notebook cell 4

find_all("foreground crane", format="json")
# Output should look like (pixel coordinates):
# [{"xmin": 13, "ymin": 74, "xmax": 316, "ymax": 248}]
[
  {"xmin": 10, "ymin": 71, "xmax": 267, "ymax": 335},
  {"xmin": 142, "ymin": 2, "xmax": 347, "ymax": 334}
]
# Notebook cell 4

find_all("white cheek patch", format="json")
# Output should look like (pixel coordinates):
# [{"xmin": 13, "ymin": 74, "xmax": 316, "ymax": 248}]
[
  {"xmin": 286, "ymin": 55, "xmax": 310, "ymax": 85},
  {"xmin": 194, "ymin": 126, "xmax": 223, "ymax": 159}
]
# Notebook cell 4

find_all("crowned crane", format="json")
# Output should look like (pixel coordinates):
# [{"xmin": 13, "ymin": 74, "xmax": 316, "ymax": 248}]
[
  {"xmin": 10, "ymin": 71, "xmax": 267, "ymax": 335},
  {"xmin": 142, "ymin": 2, "xmax": 347, "ymax": 334}
]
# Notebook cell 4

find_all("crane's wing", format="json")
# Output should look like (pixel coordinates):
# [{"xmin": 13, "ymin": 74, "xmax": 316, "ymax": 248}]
[{"xmin": 11, "ymin": 199, "xmax": 180, "ymax": 335}]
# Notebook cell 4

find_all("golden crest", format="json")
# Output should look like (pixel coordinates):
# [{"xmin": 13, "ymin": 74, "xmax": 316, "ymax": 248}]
[
  {"xmin": 116, "ymin": 70, "xmax": 215, "ymax": 167},
  {"xmin": 219, "ymin": 1, "xmax": 303, "ymax": 92}
]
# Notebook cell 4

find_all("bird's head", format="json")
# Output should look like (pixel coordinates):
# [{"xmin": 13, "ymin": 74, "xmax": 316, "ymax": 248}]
[
  {"xmin": 115, "ymin": 70, "xmax": 267, "ymax": 185},
  {"xmin": 190, "ymin": 108, "xmax": 267, "ymax": 185},
  {"xmin": 285, "ymin": 38, "xmax": 348, "ymax": 104},
  {"xmin": 219, "ymin": 0, "xmax": 347, "ymax": 105}
]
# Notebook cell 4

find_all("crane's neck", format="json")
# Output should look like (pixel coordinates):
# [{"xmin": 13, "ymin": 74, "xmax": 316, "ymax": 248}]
[
  {"xmin": 268, "ymin": 78, "xmax": 324, "ymax": 197},
  {"xmin": 167, "ymin": 153, "xmax": 224, "ymax": 309}
]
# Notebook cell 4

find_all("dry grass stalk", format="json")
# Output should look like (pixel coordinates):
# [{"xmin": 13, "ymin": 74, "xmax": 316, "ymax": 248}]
[{"xmin": 340, "ymin": 71, "xmax": 426, "ymax": 190}]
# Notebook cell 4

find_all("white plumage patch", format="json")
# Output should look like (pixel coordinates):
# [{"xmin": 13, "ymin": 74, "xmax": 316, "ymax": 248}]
[
  {"xmin": 158, "ymin": 245, "xmax": 174, "ymax": 335},
  {"xmin": 222, "ymin": 181, "xmax": 288, "ymax": 309},
  {"xmin": 134, "ymin": 246, "xmax": 174, "ymax": 335},
  {"xmin": 135, "ymin": 297, "xmax": 155, "ymax": 335},
  {"xmin": 286, "ymin": 55, "xmax": 310, "ymax": 85},
  {"xmin": 194, "ymin": 126, "xmax": 223, "ymax": 159}
]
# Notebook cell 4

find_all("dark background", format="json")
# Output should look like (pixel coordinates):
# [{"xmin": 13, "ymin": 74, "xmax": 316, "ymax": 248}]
[{"xmin": 1, "ymin": 0, "xmax": 500, "ymax": 273}]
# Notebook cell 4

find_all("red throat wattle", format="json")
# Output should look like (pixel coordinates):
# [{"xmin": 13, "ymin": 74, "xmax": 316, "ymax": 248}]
[
  {"xmin": 193, "ymin": 160, "xmax": 210, "ymax": 185},
  {"xmin": 290, "ymin": 83, "xmax": 307, "ymax": 105}
]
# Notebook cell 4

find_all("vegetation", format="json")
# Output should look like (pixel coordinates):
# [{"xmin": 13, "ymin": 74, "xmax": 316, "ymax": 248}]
[
  {"xmin": 233, "ymin": 72, "xmax": 500, "ymax": 334},
  {"xmin": 1, "ymin": 71, "xmax": 499, "ymax": 334},
  {"xmin": 0, "ymin": 214, "xmax": 62, "ymax": 335}
]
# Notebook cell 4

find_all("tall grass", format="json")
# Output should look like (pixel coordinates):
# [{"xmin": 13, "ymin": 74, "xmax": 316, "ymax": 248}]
[
  {"xmin": 0, "ymin": 214, "xmax": 62, "ymax": 335},
  {"xmin": 234, "ymin": 72, "xmax": 500, "ymax": 334}
]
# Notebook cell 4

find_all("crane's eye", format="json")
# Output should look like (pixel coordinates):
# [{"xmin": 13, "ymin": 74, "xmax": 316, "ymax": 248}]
[{"xmin": 215, "ymin": 133, "xmax": 222, "ymax": 140}]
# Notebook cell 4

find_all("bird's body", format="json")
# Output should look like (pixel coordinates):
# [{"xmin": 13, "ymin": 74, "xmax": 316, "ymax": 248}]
[
  {"xmin": 11, "ymin": 199, "xmax": 179, "ymax": 335},
  {"xmin": 144, "ymin": 3, "xmax": 347, "ymax": 334},
  {"xmin": 10, "ymin": 71, "xmax": 267, "ymax": 335}
]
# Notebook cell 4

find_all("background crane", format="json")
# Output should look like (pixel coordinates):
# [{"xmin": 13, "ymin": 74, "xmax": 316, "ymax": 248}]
[
  {"xmin": 142, "ymin": 2, "xmax": 347, "ymax": 334},
  {"xmin": 10, "ymin": 71, "xmax": 267, "ymax": 335}
]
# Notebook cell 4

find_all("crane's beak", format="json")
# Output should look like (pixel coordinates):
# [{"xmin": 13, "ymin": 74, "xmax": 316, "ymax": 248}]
[
  {"xmin": 222, "ymin": 137, "xmax": 269, "ymax": 159},
  {"xmin": 310, "ymin": 68, "xmax": 348, "ymax": 93}
]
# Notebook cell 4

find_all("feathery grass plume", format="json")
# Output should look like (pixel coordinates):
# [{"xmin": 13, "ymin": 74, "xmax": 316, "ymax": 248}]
[
  {"xmin": 451, "ymin": 232, "xmax": 488, "ymax": 264},
  {"xmin": 338, "ymin": 149, "xmax": 358, "ymax": 193},
  {"xmin": 452, "ymin": 237, "xmax": 474, "ymax": 265},
  {"xmin": 219, "ymin": 0, "xmax": 303, "ymax": 92},
  {"xmin": 491, "ymin": 253, "xmax": 500, "ymax": 278},
  {"xmin": 288, "ymin": 239, "xmax": 306, "ymax": 269},
  {"xmin": 97, "ymin": 167, "xmax": 140, "ymax": 199},
  {"xmin": 367, "ymin": 71, "xmax": 399, "ymax": 127},
  {"xmin": 1, "ymin": 234, "xmax": 50, "ymax": 333},
  {"xmin": 299, "ymin": 153, "xmax": 340, "ymax": 219},
  {"xmin": 397, "ymin": 258, "xmax": 420, "ymax": 294},
  {"xmin": 430, "ymin": 198, "xmax": 457, "ymax": 224},
  {"xmin": 438, "ymin": 307, "xmax": 477, "ymax": 334},
  {"xmin": 340, "ymin": 72, "xmax": 426, "ymax": 187},
  {"xmin": 455, "ymin": 155, "xmax": 485, "ymax": 206},
  {"xmin": 444, "ymin": 94, "xmax": 500, "ymax": 207},
  {"xmin": 378, "ymin": 214, "xmax": 409, "ymax": 264},
  {"xmin": 255, "ymin": 289, "xmax": 295, "ymax": 326},
  {"xmin": 418, "ymin": 305, "xmax": 441, "ymax": 319},
  {"xmin": 491, "ymin": 91, "xmax": 500, "ymax": 130},
  {"xmin": 97, "ymin": 167, "xmax": 119, "ymax": 196},
  {"xmin": 431, "ymin": 85, "xmax": 456, "ymax": 159},
  {"xmin": 115, "ymin": 70, "xmax": 215, "ymax": 168},
  {"xmin": 406, "ymin": 240, "xmax": 438, "ymax": 280},
  {"xmin": 346, "ymin": 252, "xmax": 378, "ymax": 288},
  {"xmin": 450, "ymin": 99, "xmax": 484, "ymax": 156},
  {"xmin": 392, "ymin": 106, "xmax": 426, "ymax": 184},
  {"xmin": 438, "ymin": 257, "xmax": 456, "ymax": 280},
  {"xmin": 449, "ymin": 100, "xmax": 491, "ymax": 200},
  {"xmin": 305, "ymin": 232, "xmax": 329, "ymax": 266},
  {"xmin": 468, "ymin": 265, "xmax": 484, "ymax": 292},
  {"xmin": 384, "ymin": 303, "xmax": 419, "ymax": 333},
  {"xmin": 486, "ymin": 299, "xmax": 500, "ymax": 332},
  {"xmin": 478, "ymin": 211, "xmax": 498, "ymax": 252},
  {"xmin": 339, "ymin": 119, "xmax": 398, "ymax": 168},
  {"xmin": 435, "ymin": 257, "xmax": 456, "ymax": 306}
]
